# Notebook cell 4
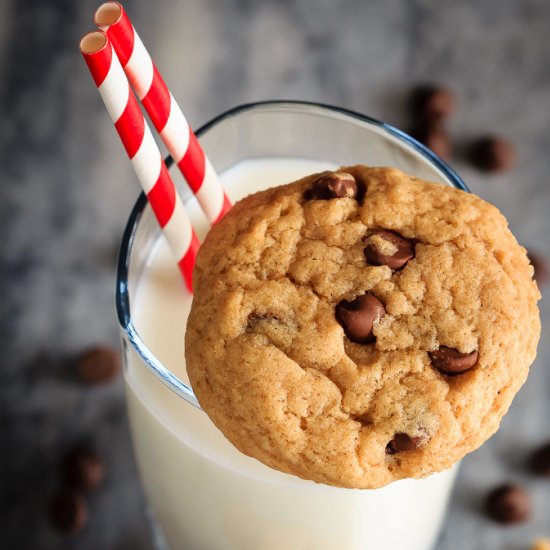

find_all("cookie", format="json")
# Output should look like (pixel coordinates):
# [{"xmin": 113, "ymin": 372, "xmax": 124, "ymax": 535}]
[{"xmin": 185, "ymin": 166, "xmax": 540, "ymax": 489}]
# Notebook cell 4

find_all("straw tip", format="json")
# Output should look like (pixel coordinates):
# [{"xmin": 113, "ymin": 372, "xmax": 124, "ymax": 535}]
[
  {"xmin": 94, "ymin": 2, "xmax": 123, "ymax": 27},
  {"xmin": 80, "ymin": 31, "xmax": 108, "ymax": 55}
]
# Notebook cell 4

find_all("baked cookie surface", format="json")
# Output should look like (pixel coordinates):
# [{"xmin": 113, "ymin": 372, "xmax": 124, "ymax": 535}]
[{"xmin": 185, "ymin": 166, "xmax": 541, "ymax": 489}]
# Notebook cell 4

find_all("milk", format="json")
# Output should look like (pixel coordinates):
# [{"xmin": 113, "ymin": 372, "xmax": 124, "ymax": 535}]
[{"xmin": 124, "ymin": 158, "xmax": 458, "ymax": 550}]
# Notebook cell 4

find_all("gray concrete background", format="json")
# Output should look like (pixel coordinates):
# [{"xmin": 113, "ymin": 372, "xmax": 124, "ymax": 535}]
[{"xmin": 1, "ymin": 1, "xmax": 549, "ymax": 548}]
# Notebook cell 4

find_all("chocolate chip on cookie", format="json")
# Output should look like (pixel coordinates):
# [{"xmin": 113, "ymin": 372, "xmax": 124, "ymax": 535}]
[
  {"xmin": 336, "ymin": 293, "xmax": 385, "ymax": 344},
  {"xmin": 308, "ymin": 172, "xmax": 357, "ymax": 200},
  {"xmin": 386, "ymin": 433, "xmax": 423, "ymax": 455},
  {"xmin": 429, "ymin": 346, "xmax": 478, "ymax": 375},
  {"xmin": 485, "ymin": 484, "xmax": 532, "ymax": 525},
  {"xmin": 364, "ymin": 230, "xmax": 415, "ymax": 270},
  {"xmin": 429, "ymin": 346, "xmax": 478, "ymax": 374}
]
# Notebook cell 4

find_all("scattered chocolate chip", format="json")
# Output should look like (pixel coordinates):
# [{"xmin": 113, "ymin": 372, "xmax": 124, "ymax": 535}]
[
  {"xmin": 76, "ymin": 346, "xmax": 121, "ymax": 385},
  {"xmin": 410, "ymin": 85, "xmax": 456, "ymax": 124},
  {"xmin": 529, "ymin": 442, "xmax": 550, "ymax": 476},
  {"xmin": 468, "ymin": 136, "xmax": 516, "ymax": 173},
  {"xmin": 429, "ymin": 346, "xmax": 478, "ymax": 375},
  {"xmin": 386, "ymin": 433, "xmax": 423, "ymax": 455},
  {"xmin": 485, "ymin": 484, "xmax": 532, "ymax": 525},
  {"xmin": 527, "ymin": 251, "xmax": 548, "ymax": 286},
  {"xmin": 336, "ymin": 293, "xmax": 385, "ymax": 344},
  {"xmin": 410, "ymin": 124, "xmax": 452, "ymax": 160},
  {"xmin": 308, "ymin": 172, "xmax": 357, "ymax": 200},
  {"xmin": 48, "ymin": 491, "xmax": 88, "ymax": 534},
  {"xmin": 364, "ymin": 230, "xmax": 415, "ymax": 270},
  {"xmin": 62, "ymin": 449, "xmax": 105, "ymax": 492}
]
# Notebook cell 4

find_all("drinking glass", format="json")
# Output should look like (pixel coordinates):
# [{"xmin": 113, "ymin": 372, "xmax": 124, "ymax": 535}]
[{"xmin": 116, "ymin": 101, "xmax": 467, "ymax": 550}]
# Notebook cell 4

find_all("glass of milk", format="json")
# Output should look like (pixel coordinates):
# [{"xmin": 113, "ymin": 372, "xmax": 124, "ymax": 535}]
[{"xmin": 116, "ymin": 101, "xmax": 467, "ymax": 550}]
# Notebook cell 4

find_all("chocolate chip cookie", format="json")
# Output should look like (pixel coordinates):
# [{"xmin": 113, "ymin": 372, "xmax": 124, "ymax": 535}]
[{"xmin": 185, "ymin": 166, "xmax": 540, "ymax": 489}]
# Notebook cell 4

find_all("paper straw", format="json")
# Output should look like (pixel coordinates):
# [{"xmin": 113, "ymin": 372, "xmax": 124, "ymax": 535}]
[
  {"xmin": 95, "ymin": 2, "xmax": 232, "ymax": 225},
  {"xmin": 80, "ymin": 31, "xmax": 199, "ymax": 292}
]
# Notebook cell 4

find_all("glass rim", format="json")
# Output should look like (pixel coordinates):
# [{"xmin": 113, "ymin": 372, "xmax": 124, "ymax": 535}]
[{"xmin": 115, "ymin": 100, "xmax": 469, "ymax": 409}]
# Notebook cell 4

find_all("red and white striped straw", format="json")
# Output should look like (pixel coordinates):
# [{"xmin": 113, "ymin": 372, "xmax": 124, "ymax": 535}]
[
  {"xmin": 80, "ymin": 31, "xmax": 199, "ymax": 292},
  {"xmin": 95, "ymin": 2, "xmax": 232, "ymax": 225}
]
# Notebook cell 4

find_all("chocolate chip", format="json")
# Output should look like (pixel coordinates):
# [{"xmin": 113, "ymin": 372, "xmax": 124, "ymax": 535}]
[
  {"xmin": 527, "ymin": 251, "xmax": 548, "ymax": 286},
  {"xmin": 410, "ymin": 124, "xmax": 452, "ymax": 160},
  {"xmin": 386, "ymin": 433, "xmax": 423, "ymax": 455},
  {"xmin": 62, "ymin": 449, "xmax": 105, "ymax": 492},
  {"xmin": 429, "ymin": 346, "xmax": 478, "ymax": 375},
  {"xmin": 364, "ymin": 230, "xmax": 415, "ymax": 270},
  {"xmin": 485, "ymin": 484, "xmax": 532, "ymax": 525},
  {"xmin": 336, "ymin": 293, "xmax": 385, "ymax": 344},
  {"xmin": 48, "ymin": 491, "xmax": 88, "ymax": 534},
  {"xmin": 308, "ymin": 172, "xmax": 357, "ymax": 200},
  {"xmin": 410, "ymin": 85, "xmax": 456, "ymax": 124},
  {"xmin": 529, "ymin": 442, "xmax": 550, "ymax": 476},
  {"xmin": 76, "ymin": 346, "xmax": 121, "ymax": 385},
  {"xmin": 468, "ymin": 136, "xmax": 516, "ymax": 173}
]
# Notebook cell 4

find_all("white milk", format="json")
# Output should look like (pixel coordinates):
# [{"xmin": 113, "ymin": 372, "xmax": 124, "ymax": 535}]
[{"xmin": 125, "ymin": 158, "xmax": 458, "ymax": 550}]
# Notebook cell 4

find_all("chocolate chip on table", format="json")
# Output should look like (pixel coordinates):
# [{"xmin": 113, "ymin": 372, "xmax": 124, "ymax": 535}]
[
  {"xmin": 308, "ymin": 172, "xmax": 357, "ymax": 200},
  {"xmin": 386, "ymin": 433, "xmax": 423, "ymax": 455},
  {"xmin": 364, "ymin": 230, "xmax": 415, "ymax": 270},
  {"xmin": 529, "ymin": 442, "xmax": 550, "ymax": 476},
  {"xmin": 527, "ymin": 251, "xmax": 548, "ymax": 286},
  {"xmin": 410, "ymin": 124, "xmax": 452, "ymax": 160},
  {"xmin": 336, "ymin": 293, "xmax": 385, "ymax": 344},
  {"xmin": 429, "ymin": 346, "xmax": 478, "ymax": 375},
  {"xmin": 485, "ymin": 484, "xmax": 532, "ymax": 525},
  {"xmin": 62, "ymin": 449, "xmax": 105, "ymax": 492},
  {"xmin": 468, "ymin": 136, "xmax": 516, "ymax": 173},
  {"xmin": 76, "ymin": 346, "xmax": 121, "ymax": 385},
  {"xmin": 409, "ymin": 84, "xmax": 456, "ymax": 124},
  {"xmin": 48, "ymin": 491, "xmax": 88, "ymax": 534}
]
